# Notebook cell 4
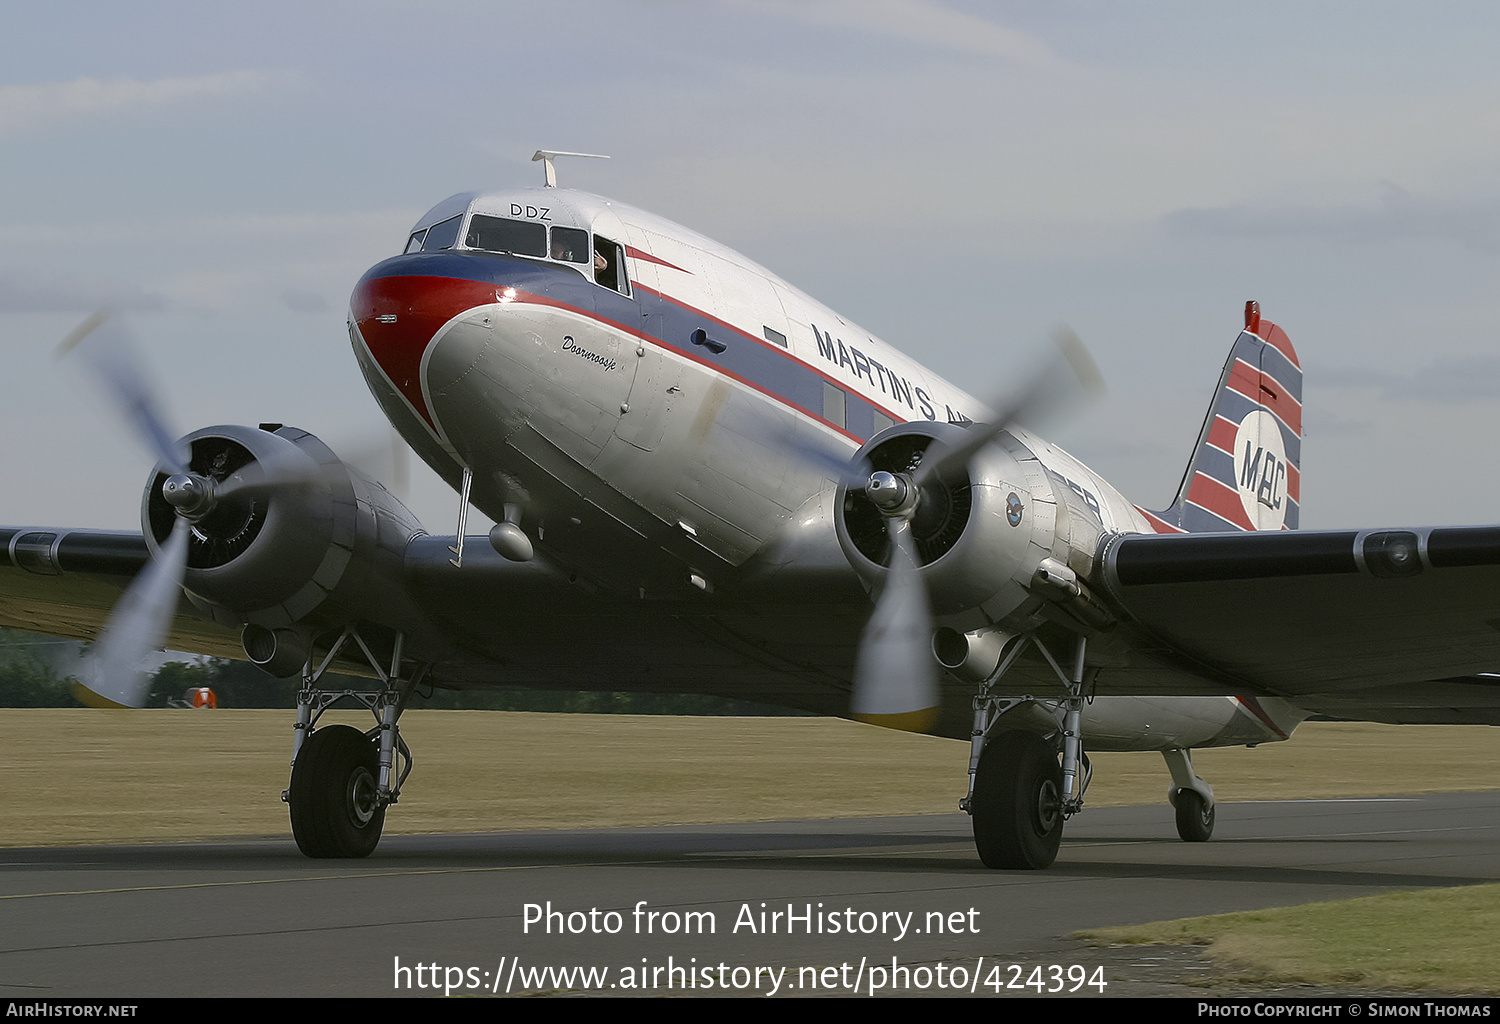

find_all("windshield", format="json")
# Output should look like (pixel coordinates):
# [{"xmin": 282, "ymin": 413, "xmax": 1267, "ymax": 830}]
[{"xmin": 466, "ymin": 215, "xmax": 546, "ymax": 257}]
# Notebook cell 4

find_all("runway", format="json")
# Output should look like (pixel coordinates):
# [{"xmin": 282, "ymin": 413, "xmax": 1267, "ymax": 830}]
[{"xmin": 1, "ymin": 791, "xmax": 1497, "ymax": 998}]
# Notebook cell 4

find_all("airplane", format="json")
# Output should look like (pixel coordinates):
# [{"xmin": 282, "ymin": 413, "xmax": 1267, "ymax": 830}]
[{"xmin": 3, "ymin": 149, "xmax": 1500, "ymax": 869}]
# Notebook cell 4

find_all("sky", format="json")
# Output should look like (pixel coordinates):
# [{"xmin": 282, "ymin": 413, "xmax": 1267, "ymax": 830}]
[{"xmin": 4, "ymin": 1, "xmax": 1500, "ymax": 534}]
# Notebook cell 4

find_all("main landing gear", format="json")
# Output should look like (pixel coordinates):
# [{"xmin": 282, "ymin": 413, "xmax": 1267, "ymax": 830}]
[
  {"xmin": 282, "ymin": 626, "xmax": 428, "ymax": 858},
  {"xmin": 959, "ymin": 631, "xmax": 1222, "ymax": 866},
  {"xmin": 962, "ymin": 632, "xmax": 1091, "ymax": 870}
]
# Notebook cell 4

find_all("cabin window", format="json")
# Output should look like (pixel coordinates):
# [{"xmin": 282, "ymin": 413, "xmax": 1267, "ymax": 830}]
[
  {"xmin": 872, "ymin": 410, "xmax": 895, "ymax": 434},
  {"xmin": 822, "ymin": 382, "xmax": 846, "ymax": 428},
  {"xmin": 466, "ymin": 215, "xmax": 546, "ymax": 257},
  {"xmin": 421, "ymin": 215, "xmax": 463, "ymax": 252},
  {"xmin": 763, "ymin": 326, "xmax": 787, "ymax": 348},
  {"xmin": 550, "ymin": 227, "xmax": 589, "ymax": 264},
  {"xmin": 593, "ymin": 235, "xmax": 628, "ymax": 295}
]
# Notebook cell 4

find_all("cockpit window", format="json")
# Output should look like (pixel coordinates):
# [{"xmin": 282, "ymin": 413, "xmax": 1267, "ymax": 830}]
[
  {"xmin": 593, "ymin": 235, "xmax": 628, "ymax": 295},
  {"xmin": 466, "ymin": 215, "xmax": 546, "ymax": 257},
  {"xmin": 421, "ymin": 215, "xmax": 463, "ymax": 252},
  {"xmin": 550, "ymin": 226, "xmax": 589, "ymax": 264},
  {"xmin": 404, "ymin": 229, "xmax": 427, "ymax": 254}
]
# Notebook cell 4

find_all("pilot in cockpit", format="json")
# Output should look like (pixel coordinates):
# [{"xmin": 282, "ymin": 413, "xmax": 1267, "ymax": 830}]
[
  {"xmin": 592, "ymin": 241, "xmax": 617, "ymax": 290},
  {"xmin": 551, "ymin": 235, "xmax": 579, "ymax": 262}
]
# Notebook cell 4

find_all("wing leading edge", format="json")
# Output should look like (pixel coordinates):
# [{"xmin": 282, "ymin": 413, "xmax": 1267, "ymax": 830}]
[{"xmin": 0, "ymin": 525, "xmax": 879, "ymax": 721}]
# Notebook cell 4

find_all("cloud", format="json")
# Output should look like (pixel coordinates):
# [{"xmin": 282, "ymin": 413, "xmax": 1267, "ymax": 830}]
[
  {"xmin": 0, "ymin": 208, "xmax": 418, "ymax": 316},
  {"xmin": 281, "ymin": 288, "xmax": 329, "ymax": 314},
  {"xmin": 1318, "ymin": 353, "xmax": 1500, "ymax": 403},
  {"xmin": 0, "ymin": 268, "xmax": 166, "ymax": 313},
  {"xmin": 1164, "ymin": 183, "xmax": 1500, "ymax": 254},
  {"xmin": 0, "ymin": 208, "xmax": 420, "ymax": 248},
  {"xmin": 194, "ymin": 209, "xmax": 422, "ymax": 242},
  {"xmin": 0, "ymin": 70, "xmax": 296, "ymax": 138},
  {"xmin": 743, "ymin": 0, "xmax": 1065, "ymax": 67}
]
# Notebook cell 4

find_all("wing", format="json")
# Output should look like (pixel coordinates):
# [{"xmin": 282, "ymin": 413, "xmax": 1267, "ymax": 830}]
[
  {"xmin": 0, "ymin": 524, "xmax": 877, "ymax": 719},
  {"xmin": 396, "ymin": 535, "xmax": 872, "ymax": 713},
  {"xmin": 1095, "ymin": 526, "xmax": 1500, "ymax": 723},
  {"xmin": 0, "ymin": 527, "xmax": 243, "ymax": 659}
]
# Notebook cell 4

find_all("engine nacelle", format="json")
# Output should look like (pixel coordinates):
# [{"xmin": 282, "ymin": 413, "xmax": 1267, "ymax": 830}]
[
  {"xmin": 142, "ymin": 424, "xmax": 427, "ymax": 662},
  {"xmin": 834, "ymin": 421, "xmax": 1107, "ymax": 635}
]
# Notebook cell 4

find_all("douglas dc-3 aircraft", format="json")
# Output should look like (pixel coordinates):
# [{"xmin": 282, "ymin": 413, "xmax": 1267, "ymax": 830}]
[{"xmin": 4, "ymin": 151, "xmax": 1500, "ymax": 869}]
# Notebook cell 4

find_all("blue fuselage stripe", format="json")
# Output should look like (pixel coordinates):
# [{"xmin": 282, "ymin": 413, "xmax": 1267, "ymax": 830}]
[{"xmin": 358, "ymin": 251, "xmax": 891, "ymax": 444}]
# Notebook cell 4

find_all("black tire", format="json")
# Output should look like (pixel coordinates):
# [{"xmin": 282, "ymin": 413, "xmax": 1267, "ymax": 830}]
[
  {"xmin": 972, "ymin": 731, "xmax": 1064, "ymax": 869},
  {"xmin": 1174, "ymin": 788, "xmax": 1214, "ymax": 843},
  {"xmin": 288, "ymin": 724, "xmax": 386, "ymax": 858}
]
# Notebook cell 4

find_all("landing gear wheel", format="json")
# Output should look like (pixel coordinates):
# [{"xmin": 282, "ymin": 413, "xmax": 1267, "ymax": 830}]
[
  {"xmin": 972, "ymin": 731, "xmax": 1064, "ymax": 869},
  {"xmin": 288, "ymin": 724, "xmax": 386, "ymax": 858},
  {"xmin": 1174, "ymin": 788, "xmax": 1214, "ymax": 843}
]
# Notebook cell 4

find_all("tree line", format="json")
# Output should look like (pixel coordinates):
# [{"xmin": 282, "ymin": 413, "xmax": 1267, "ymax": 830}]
[{"xmin": 0, "ymin": 628, "xmax": 804, "ymax": 715}]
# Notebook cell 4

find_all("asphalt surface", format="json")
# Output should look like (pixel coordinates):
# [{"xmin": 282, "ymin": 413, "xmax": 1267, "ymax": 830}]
[{"xmin": 1, "ymin": 792, "xmax": 1497, "ymax": 998}]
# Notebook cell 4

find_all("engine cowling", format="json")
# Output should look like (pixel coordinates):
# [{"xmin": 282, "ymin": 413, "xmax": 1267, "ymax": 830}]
[
  {"xmin": 141, "ymin": 424, "xmax": 427, "ymax": 672},
  {"xmin": 834, "ymin": 421, "xmax": 1106, "ymax": 638}
]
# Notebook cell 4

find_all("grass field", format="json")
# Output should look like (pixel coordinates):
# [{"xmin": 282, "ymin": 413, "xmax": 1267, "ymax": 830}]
[
  {"xmin": 1077, "ymin": 884, "xmax": 1500, "ymax": 994},
  {"xmin": 3, "ymin": 709, "xmax": 1495, "ymax": 846}
]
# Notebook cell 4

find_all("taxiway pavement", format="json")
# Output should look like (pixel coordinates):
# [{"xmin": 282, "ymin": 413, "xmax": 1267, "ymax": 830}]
[{"xmin": 1, "ymin": 792, "xmax": 1496, "ymax": 998}]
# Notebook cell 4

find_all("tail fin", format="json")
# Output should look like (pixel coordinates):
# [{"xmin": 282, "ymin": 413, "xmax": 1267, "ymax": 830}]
[{"xmin": 1143, "ymin": 301, "xmax": 1301, "ymax": 533}]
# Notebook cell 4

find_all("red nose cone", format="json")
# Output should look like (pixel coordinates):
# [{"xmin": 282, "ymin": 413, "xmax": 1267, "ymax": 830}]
[{"xmin": 350, "ymin": 274, "xmax": 500, "ymax": 428}]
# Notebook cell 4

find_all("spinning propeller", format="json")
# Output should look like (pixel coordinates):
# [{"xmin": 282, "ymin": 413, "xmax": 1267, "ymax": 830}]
[
  {"xmin": 58, "ymin": 311, "xmax": 187, "ymax": 708},
  {"xmin": 60, "ymin": 312, "xmax": 313, "ymax": 708},
  {"xmin": 840, "ymin": 329, "xmax": 1103, "ymax": 732}
]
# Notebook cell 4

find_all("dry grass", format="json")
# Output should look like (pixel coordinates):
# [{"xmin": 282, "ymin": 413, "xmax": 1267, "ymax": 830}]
[{"xmin": 0, "ymin": 710, "xmax": 1493, "ymax": 846}]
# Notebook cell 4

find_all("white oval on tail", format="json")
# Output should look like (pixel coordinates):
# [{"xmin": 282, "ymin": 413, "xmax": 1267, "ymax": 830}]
[{"xmin": 1232, "ymin": 409, "xmax": 1288, "ymax": 530}]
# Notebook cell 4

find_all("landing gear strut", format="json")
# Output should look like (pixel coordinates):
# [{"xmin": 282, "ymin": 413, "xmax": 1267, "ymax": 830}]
[
  {"xmin": 962, "ymin": 631, "xmax": 1092, "ymax": 869},
  {"xmin": 282, "ymin": 626, "xmax": 428, "ymax": 858},
  {"xmin": 1163, "ymin": 747, "xmax": 1215, "ymax": 842}
]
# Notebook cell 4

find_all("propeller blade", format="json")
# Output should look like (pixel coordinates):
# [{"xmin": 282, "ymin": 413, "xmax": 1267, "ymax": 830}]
[
  {"xmin": 71, "ymin": 517, "xmax": 190, "ymax": 709},
  {"xmin": 321, "ymin": 428, "xmax": 412, "ymax": 498},
  {"xmin": 389, "ymin": 428, "xmax": 410, "ymax": 497},
  {"xmin": 211, "ymin": 455, "xmax": 325, "ymax": 502},
  {"xmin": 915, "ymin": 326, "xmax": 1102, "ymax": 487},
  {"xmin": 781, "ymin": 427, "xmax": 871, "ymax": 488},
  {"xmin": 59, "ymin": 310, "xmax": 188, "ymax": 475},
  {"xmin": 851, "ymin": 520, "xmax": 938, "ymax": 732}
]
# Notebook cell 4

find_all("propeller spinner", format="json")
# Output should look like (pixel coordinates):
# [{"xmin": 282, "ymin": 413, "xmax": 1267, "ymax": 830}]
[{"xmin": 840, "ymin": 329, "xmax": 1102, "ymax": 733}]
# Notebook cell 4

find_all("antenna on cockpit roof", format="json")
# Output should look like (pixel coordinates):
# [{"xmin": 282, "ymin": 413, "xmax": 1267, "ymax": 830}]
[{"xmin": 531, "ymin": 150, "xmax": 609, "ymax": 188}]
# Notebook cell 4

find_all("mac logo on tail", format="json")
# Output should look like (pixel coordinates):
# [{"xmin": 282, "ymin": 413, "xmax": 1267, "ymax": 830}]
[{"xmin": 1232, "ymin": 409, "xmax": 1288, "ymax": 530}]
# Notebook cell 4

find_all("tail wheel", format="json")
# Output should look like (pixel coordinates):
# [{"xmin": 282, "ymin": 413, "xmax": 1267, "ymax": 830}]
[
  {"xmin": 1174, "ymin": 788, "xmax": 1215, "ymax": 843},
  {"xmin": 972, "ymin": 730, "xmax": 1064, "ymax": 870},
  {"xmin": 288, "ymin": 724, "xmax": 386, "ymax": 858}
]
